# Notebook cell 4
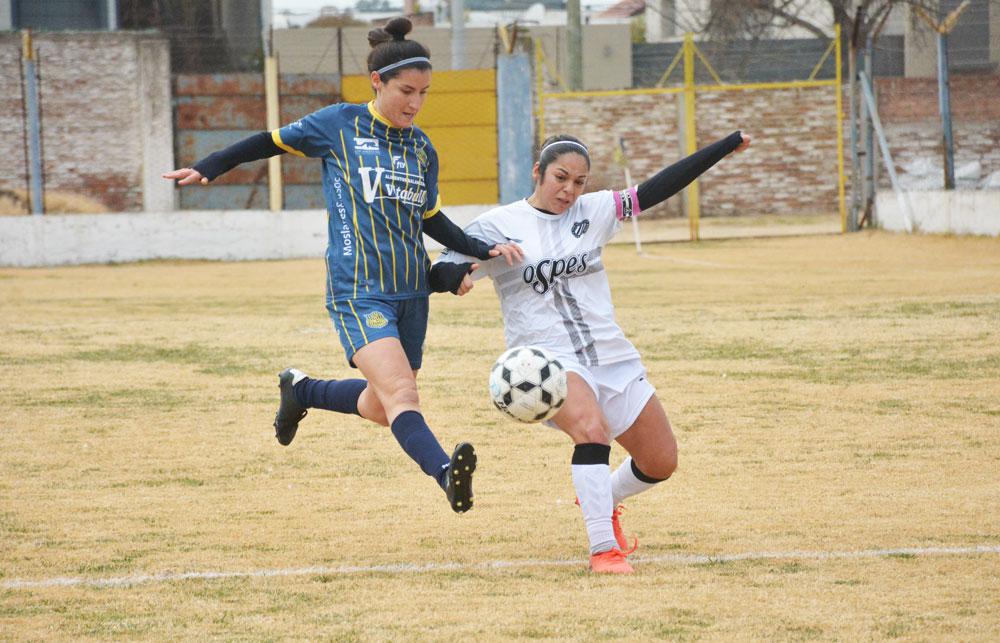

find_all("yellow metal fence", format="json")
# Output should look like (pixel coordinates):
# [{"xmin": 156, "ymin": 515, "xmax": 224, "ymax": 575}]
[{"xmin": 536, "ymin": 27, "xmax": 846, "ymax": 240}]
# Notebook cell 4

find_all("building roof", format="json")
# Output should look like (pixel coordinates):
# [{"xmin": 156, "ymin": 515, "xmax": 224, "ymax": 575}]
[{"xmin": 595, "ymin": 0, "xmax": 645, "ymax": 19}]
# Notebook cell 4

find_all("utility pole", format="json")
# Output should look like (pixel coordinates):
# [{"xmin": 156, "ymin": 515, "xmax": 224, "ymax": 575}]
[
  {"xmin": 566, "ymin": 0, "xmax": 583, "ymax": 90},
  {"xmin": 261, "ymin": 0, "xmax": 283, "ymax": 211},
  {"xmin": 23, "ymin": 30, "xmax": 44, "ymax": 215},
  {"xmin": 913, "ymin": 1, "xmax": 971, "ymax": 191},
  {"xmin": 451, "ymin": 0, "xmax": 466, "ymax": 70}
]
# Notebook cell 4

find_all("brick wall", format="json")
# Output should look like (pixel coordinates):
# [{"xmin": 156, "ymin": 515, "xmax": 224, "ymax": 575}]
[
  {"xmin": 874, "ymin": 75, "xmax": 1000, "ymax": 188},
  {"xmin": 0, "ymin": 32, "xmax": 170, "ymax": 212},
  {"xmin": 172, "ymin": 74, "xmax": 338, "ymax": 210},
  {"xmin": 541, "ymin": 73, "xmax": 999, "ymax": 217},
  {"xmin": 0, "ymin": 39, "xmax": 27, "ymax": 197}
]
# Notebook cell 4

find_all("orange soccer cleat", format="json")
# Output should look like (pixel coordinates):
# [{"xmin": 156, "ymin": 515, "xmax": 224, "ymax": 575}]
[
  {"xmin": 611, "ymin": 505, "xmax": 638, "ymax": 555},
  {"xmin": 589, "ymin": 548, "xmax": 634, "ymax": 574}
]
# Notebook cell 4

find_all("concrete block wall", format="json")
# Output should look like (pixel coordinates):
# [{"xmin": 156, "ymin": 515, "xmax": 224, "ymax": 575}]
[
  {"xmin": 542, "ymin": 86, "xmax": 842, "ymax": 216},
  {"xmin": 540, "ymin": 93, "xmax": 683, "ymax": 217},
  {"xmin": 541, "ymin": 73, "xmax": 999, "ymax": 217},
  {"xmin": 0, "ymin": 32, "xmax": 173, "ymax": 212}
]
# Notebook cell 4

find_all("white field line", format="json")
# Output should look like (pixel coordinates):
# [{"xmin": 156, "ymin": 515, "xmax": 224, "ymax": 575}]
[{"xmin": 4, "ymin": 545, "xmax": 999, "ymax": 590}]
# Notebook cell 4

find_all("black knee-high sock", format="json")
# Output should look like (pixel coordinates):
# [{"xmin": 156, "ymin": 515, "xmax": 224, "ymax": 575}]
[
  {"xmin": 390, "ymin": 410, "xmax": 450, "ymax": 489},
  {"xmin": 293, "ymin": 378, "xmax": 367, "ymax": 415}
]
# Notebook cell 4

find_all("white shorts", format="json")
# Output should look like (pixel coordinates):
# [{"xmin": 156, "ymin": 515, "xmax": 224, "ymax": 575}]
[{"xmin": 545, "ymin": 358, "xmax": 656, "ymax": 440}]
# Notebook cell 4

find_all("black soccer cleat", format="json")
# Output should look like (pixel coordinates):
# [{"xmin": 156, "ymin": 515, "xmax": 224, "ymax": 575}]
[
  {"xmin": 273, "ymin": 369, "xmax": 308, "ymax": 446},
  {"xmin": 444, "ymin": 442, "xmax": 477, "ymax": 514}
]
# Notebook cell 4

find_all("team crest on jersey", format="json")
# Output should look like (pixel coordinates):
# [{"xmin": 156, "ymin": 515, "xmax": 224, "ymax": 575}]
[
  {"xmin": 571, "ymin": 220, "xmax": 590, "ymax": 238},
  {"xmin": 364, "ymin": 311, "xmax": 389, "ymax": 329},
  {"xmin": 415, "ymin": 147, "xmax": 428, "ymax": 168},
  {"xmin": 354, "ymin": 137, "xmax": 379, "ymax": 153}
]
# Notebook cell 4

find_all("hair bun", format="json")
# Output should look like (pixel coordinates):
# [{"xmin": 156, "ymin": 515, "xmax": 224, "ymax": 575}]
[
  {"xmin": 384, "ymin": 17, "xmax": 412, "ymax": 41},
  {"xmin": 367, "ymin": 16, "xmax": 413, "ymax": 48}
]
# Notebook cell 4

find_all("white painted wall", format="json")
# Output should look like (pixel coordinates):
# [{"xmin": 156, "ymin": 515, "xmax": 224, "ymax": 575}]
[
  {"xmin": 0, "ymin": 205, "xmax": 495, "ymax": 268},
  {"xmin": 0, "ymin": 1, "xmax": 11, "ymax": 30},
  {"xmin": 876, "ymin": 190, "xmax": 1000, "ymax": 236}
]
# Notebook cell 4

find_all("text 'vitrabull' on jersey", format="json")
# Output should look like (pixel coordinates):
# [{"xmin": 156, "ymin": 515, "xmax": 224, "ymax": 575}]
[{"xmin": 273, "ymin": 102, "xmax": 443, "ymax": 301}]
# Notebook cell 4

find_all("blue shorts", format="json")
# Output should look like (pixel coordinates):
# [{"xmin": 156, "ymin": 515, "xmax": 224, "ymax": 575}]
[{"xmin": 327, "ymin": 296, "xmax": 429, "ymax": 370}]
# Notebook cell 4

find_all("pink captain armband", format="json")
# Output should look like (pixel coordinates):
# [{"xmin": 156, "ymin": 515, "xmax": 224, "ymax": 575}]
[{"xmin": 613, "ymin": 186, "xmax": 641, "ymax": 221}]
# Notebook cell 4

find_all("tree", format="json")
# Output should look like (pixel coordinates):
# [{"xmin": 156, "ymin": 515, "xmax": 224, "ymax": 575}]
[{"xmin": 693, "ymin": 0, "xmax": 952, "ymax": 230}]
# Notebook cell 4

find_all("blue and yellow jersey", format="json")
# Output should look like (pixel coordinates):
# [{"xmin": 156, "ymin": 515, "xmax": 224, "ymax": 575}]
[{"xmin": 273, "ymin": 101, "xmax": 443, "ymax": 301}]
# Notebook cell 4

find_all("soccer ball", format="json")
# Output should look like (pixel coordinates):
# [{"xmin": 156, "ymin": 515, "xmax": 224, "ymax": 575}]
[{"xmin": 489, "ymin": 346, "xmax": 568, "ymax": 423}]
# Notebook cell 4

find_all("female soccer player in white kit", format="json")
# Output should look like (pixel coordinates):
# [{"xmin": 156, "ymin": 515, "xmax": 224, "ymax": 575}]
[{"xmin": 430, "ymin": 131, "xmax": 751, "ymax": 573}]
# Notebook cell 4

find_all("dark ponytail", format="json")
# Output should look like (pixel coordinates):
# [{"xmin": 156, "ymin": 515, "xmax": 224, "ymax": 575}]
[{"xmin": 367, "ymin": 17, "xmax": 431, "ymax": 81}]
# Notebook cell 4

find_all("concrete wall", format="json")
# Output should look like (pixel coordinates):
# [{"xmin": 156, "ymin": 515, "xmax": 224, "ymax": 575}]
[
  {"xmin": 273, "ymin": 23, "xmax": 632, "ymax": 90},
  {"xmin": 0, "ymin": 32, "xmax": 173, "ymax": 212},
  {"xmin": 876, "ymin": 190, "xmax": 1000, "ymax": 236},
  {"xmin": 0, "ymin": 205, "xmax": 492, "ymax": 268}
]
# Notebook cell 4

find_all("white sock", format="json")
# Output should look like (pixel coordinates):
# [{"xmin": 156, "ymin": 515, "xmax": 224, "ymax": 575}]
[
  {"xmin": 288, "ymin": 368, "xmax": 308, "ymax": 385},
  {"xmin": 571, "ymin": 463, "xmax": 616, "ymax": 555},
  {"xmin": 611, "ymin": 456, "xmax": 659, "ymax": 506}
]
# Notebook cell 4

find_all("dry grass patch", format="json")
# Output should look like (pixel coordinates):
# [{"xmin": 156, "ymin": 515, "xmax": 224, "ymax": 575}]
[{"xmin": 1, "ymin": 231, "xmax": 998, "ymax": 639}]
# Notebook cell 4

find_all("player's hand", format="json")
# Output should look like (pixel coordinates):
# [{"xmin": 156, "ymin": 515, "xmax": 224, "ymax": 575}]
[
  {"xmin": 735, "ymin": 133, "xmax": 751, "ymax": 153},
  {"xmin": 162, "ymin": 167, "xmax": 208, "ymax": 186},
  {"xmin": 455, "ymin": 263, "xmax": 479, "ymax": 296},
  {"xmin": 489, "ymin": 242, "xmax": 524, "ymax": 266}
]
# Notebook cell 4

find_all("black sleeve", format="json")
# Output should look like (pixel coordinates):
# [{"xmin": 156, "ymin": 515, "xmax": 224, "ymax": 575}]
[
  {"xmin": 428, "ymin": 261, "xmax": 475, "ymax": 294},
  {"xmin": 635, "ymin": 130, "xmax": 743, "ymax": 211},
  {"xmin": 423, "ymin": 211, "xmax": 495, "ymax": 260},
  {"xmin": 191, "ymin": 131, "xmax": 285, "ymax": 182}
]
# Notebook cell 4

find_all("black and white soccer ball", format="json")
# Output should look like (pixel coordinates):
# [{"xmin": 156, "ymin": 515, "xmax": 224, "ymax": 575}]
[{"xmin": 489, "ymin": 346, "xmax": 568, "ymax": 423}]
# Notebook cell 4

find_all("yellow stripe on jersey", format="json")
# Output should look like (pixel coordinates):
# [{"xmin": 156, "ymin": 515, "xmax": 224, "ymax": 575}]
[
  {"xmin": 362, "ymin": 115, "xmax": 386, "ymax": 292},
  {"xmin": 424, "ymin": 194, "xmax": 443, "ymax": 218},
  {"xmin": 337, "ymin": 130, "xmax": 367, "ymax": 298},
  {"xmin": 387, "ymin": 139, "xmax": 408, "ymax": 289},
  {"xmin": 347, "ymin": 300, "xmax": 369, "ymax": 344},
  {"xmin": 407, "ymin": 129, "xmax": 422, "ymax": 291},
  {"xmin": 271, "ymin": 129, "xmax": 306, "ymax": 157},
  {"xmin": 336, "ymin": 312, "xmax": 356, "ymax": 353},
  {"xmin": 367, "ymin": 101, "xmax": 393, "ymax": 128},
  {"xmin": 398, "ymin": 141, "xmax": 414, "ymax": 289}
]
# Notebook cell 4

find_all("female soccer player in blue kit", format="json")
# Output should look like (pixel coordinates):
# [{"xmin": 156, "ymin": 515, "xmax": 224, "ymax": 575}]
[{"xmin": 165, "ymin": 17, "xmax": 521, "ymax": 514}]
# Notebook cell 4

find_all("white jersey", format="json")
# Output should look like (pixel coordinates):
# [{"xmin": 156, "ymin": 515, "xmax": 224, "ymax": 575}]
[{"xmin": 436, "ymin": 190, "xmax": 641, "ymax": 367}]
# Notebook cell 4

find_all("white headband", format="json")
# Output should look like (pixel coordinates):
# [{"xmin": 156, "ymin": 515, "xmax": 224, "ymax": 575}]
[
  {"xmin": 540, "ymin": 140, "xmax": 589, "ymax": 158},
  {"xmin": 376, "ymin": 56, "xmax": 431, "ymax": 76}
]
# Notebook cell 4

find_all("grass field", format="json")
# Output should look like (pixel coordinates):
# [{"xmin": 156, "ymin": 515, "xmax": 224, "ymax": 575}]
[{"xmin": 2, "ymin": 230, "xmax": 999, "ymax": 640}]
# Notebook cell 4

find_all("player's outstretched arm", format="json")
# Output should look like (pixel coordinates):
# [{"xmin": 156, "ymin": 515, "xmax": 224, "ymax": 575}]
[
  {"xmin": 424, "ymin": 211, "xmax": 523, "ymax": 265},
  {"xmin": 162, "ymin": 131, "xmax": 285, "ymax": 186},
  {"xmin": 633, "ymin": 130, "xmax": 750, "ymax": 212}
]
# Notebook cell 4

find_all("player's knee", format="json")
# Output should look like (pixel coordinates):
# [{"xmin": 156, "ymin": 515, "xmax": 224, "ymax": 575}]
[
  {"xmin": 377, "ymin": 377, "xmax": 420, "ymax": 417},
  {"xmin": 637, "ymin": 445, "xmax": 677, "ymax": 481},
  {"xmin": 575, "ymin": 420, "xmax": 611, "ymax": 445}
]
